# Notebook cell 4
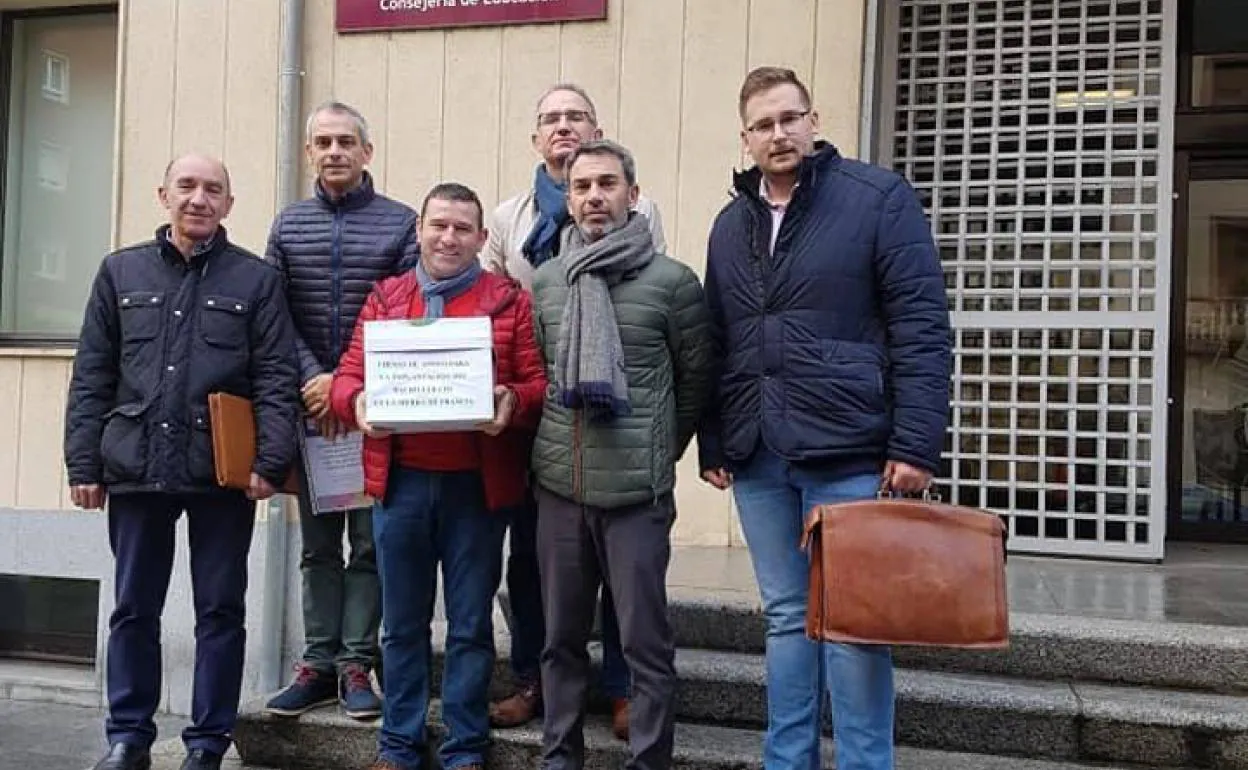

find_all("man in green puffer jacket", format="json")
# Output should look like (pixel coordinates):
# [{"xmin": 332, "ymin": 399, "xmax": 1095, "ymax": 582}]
[{"xmin": 530, "ymin": 139, "xmax": 715, "ymax": 770}]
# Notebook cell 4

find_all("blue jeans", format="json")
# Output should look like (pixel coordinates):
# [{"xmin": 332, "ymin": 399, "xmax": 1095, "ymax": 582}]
[
  {"xmin": 505, "ymin": 492, "xmax": 629, "ymax": 699},
  {"xmin": 373, "ymin": 468, "xmax": 506, "ymax": 770},
  {"xmin": 733, "ymin": 447, "xmax": 894, "ymax": 770}
]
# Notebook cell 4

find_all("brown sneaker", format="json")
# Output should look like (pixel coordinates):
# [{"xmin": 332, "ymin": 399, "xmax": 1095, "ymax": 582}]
[
  {"xmin": 368, "ymin": 760, "xmax": 402, "ymax": 770},
  {"xmin": 611, "ymin": 697, "xmax": 629, "ymax": 741},
  {"xmin": 488, "ymin": 680, "xmax": 542, "ymax": 728}
]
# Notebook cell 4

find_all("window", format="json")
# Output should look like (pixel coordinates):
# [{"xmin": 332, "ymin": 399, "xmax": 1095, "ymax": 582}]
[
  {"xmin": 1186, "ymin": 0, "xmax": 1248, "ymax": 108},
  {"xmin": 0, "ymin": 574, "xmax": 99, "ymax": 664},
  {"xmin": 1, "ymin": 10, "xmax": 118, "ymax": 339}
]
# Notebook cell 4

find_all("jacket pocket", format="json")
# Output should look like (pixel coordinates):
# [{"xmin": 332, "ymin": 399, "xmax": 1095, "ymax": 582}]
[
  {"xmin": 119, "ymin": 291, "xmax": 163, "ymax": 352},
  {"xmin": 186, "ymin": 404, "xmax": 218, "ymax": 486},
  {"xmin": 100, "ymin": 401, "xmax": 150, "ymax": 483},
  {"xmin": 820, "ymin": 340, "xmax": 887, "ymax": 414},
  {"xmin": 199, "ymin": 296, "xmax": 250, "ymax": 348}
]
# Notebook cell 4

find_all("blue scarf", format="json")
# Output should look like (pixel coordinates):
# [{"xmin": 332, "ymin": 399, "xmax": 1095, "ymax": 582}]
[
  {"xmin": 414, "ymin": 260, "xmax": 482, "ymax": 318},
  {"xmin": 521, "ymin": 165, "xmax": 569, "ymax": 269}
]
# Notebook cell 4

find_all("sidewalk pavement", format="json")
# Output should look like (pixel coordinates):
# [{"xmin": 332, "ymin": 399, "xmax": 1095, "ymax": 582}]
[{"xmin": 0, "ymin": 699, "xmax": 255, "ymax": 770}]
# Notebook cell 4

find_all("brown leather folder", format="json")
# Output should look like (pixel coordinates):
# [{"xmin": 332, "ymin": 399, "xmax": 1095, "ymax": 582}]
[
  {"xmin": 801, "ymin": 492, "xmax": 1009, "ymax": 649},
  {"xmin": 207, "ymin": 392, "xmax": 299, "ymax": 494}
]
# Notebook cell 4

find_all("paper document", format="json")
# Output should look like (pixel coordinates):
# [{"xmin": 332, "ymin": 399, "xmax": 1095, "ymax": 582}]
[{"xmin": 301, "ymin": 419, "xmax": 372, "ymax": 514}]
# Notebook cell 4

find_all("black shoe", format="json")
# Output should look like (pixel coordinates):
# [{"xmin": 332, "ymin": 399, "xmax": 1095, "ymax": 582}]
[
  {"xmin": 92, "ymin": 743, "xmax": 152, "ymax": 770},
  {"xmin": 180, "ymin": 748, "xmax": 224, "ymax": 770}
]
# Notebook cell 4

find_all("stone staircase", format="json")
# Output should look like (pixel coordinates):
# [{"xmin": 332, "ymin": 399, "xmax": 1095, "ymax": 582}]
[{"xmin": 234, "ymin": 592, "xmax": 1248, "ymax": 769}]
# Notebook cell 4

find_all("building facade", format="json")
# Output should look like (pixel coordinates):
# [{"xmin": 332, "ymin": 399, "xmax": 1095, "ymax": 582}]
[{"xmin": 3, "ymin": 0, "xmax": 1246, "ymax": 717}]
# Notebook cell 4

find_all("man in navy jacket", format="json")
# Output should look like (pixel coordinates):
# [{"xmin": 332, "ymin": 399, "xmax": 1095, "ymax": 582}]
[
  {"xmin": 65, "ymin": 153, "xmax": 300, "ymax": 770},
  {"xmin": 699, "ymin": 67, "xmax": 952, "ymax": 770},
  {"xmin": 264, "ymin": 101, "xmax": 420, "ymax": 720}
]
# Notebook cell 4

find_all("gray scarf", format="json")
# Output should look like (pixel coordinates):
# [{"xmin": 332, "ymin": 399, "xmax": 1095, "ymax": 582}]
[{"xmin": 556, "ymin": 213, "xmax": 655, "ymax": 420}]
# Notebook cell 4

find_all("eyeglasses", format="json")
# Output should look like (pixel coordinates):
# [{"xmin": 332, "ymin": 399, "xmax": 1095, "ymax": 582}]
[
  {"xmin": 745, "ymin": 110, "xmax": 810, "ymax": 137},
  {"xmin": 537, "ymin": 109, "xmax": 595, "ymax": 127}
]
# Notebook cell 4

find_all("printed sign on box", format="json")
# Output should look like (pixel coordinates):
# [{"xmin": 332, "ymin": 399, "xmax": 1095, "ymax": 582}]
[
  {"xmin": 337, "ymin": 0, "xmax": 608, "ymax": 33},
  {"xmin": 364, "ymin": 317, "xmax": 495, "ymax": 432}
]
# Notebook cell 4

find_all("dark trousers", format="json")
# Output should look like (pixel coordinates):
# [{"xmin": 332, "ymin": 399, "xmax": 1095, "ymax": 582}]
[
  {"xmin": 536, "ymin": 488, "xmax": 676, "ymax": 770},
  {"xmin": 504, "ymin": 492, "xmax": 629, "ymax": 699},
  {"xmin": 297, "ymin": 464, "xmax": 380, "ymax": 673},
  {"xmin": 373, "ymin": 468, "xmax": 506, "ymax": 770},
  {"xmin": 105, "ymin": 491, "xmax": 255, "ymax": 756}
]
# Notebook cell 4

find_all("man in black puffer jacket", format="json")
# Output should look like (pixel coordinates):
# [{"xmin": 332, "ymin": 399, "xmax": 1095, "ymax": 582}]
[
  {"xmin": 65, "ymin": 153, "xmax": 300, "ymax": 770},
  {"xmin": 263, "ymin": 101, "xmax": 419, "ymax": 721}
]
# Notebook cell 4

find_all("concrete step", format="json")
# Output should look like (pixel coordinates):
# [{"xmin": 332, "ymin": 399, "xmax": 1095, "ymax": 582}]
[
  {"xmin": 565, "ymin": 593, "xmax": 1248, "ymax": 693},
  {"xmin": 233, "ymin": 700, "xmax": 1181, "ymax": 770},
  {"xmin": 249, "ymin": 643, "xmax": 1248, "ymax": 768},
  {"xmin": 659, "ymin": 647, "xmax": 1248, "ymax": 768}
]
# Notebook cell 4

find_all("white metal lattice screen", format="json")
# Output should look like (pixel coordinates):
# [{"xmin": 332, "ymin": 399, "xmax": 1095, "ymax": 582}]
[{"xmin": 887, "ymin": 0, "xmax": 1168, "ymax": 558}]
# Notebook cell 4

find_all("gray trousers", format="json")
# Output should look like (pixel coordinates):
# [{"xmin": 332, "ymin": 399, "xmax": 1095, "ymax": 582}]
[
  {"xmin": 536, "ymin": 486, "xmax": 676, "ymax": 770},
  {"xmin": 297, "ymin": 461, "xmax": 380, "ymax": 673}
]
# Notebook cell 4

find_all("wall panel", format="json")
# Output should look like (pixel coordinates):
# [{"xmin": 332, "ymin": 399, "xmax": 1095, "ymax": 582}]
[
  {"xmin": 0, "ymin": 359, "xmax": 22, "ymax": 507},
  {"xmin": 747, "ymin": 0, "xmax": 817, "ymax": 79},
  {"xmin": 617, "ymin": 0, "xmax": 684, "ymax": 250},
  {"xmin": 385, "ymin": 32, "xmax": 448, "ymax": 212},
  {"xmin": 497, "ymin": 25, "xmax": 562, "ymax": 200},
  {"xmin": 441, "ymin": 27, "xmax": 504, "ymax": 208},
  {"xmin": 813, "ymin": 0, "xmax": 866, "ymax": 153},
  {"xmin": 170, "ymin": 0, "xmax": 227, "ymax": 158},
  {"xmin": 115, "ymin": 0, "xmax": 177, "ymax": 246},
  {"xmin": 223, "ymin": 0, "xmax": 281, "ymax": 254},
  {"xmin": 334, "ymin": 31, "xmax": 392, "ymax": 192},
  {"xmin": 15, "ymin": 359, "xmax": 71, "ymax": 509}
]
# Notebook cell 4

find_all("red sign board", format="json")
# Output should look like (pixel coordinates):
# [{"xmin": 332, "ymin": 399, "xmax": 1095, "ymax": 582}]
[{"xmin": 337, "ymin": 0, "xmax": 608, "ymax": 33}]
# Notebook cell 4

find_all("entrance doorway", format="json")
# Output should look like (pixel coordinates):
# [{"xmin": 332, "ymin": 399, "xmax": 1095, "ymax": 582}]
[{"xmin": 1168, "ymin": 1, "xmax": 1248, "ymax": 541}]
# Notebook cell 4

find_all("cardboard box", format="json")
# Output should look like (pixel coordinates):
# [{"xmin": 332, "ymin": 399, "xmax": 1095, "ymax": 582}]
[{"xmin": 363, "ymin": 316, "xmax": 495, "ymax": 432}]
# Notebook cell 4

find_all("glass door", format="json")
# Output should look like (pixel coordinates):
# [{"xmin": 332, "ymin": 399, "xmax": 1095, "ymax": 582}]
[{"xmin": 1173, "ymin": 156, "xmax": 1248, "ymax": 539}]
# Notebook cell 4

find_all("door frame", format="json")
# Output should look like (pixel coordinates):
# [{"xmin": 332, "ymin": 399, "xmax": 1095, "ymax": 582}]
[
  {"xmin": 1165, "ymin": 0, "xmax": 1248, "ymax": 543},
  {"xmin": 1168, "ymin": 150, "xmax": 1248, "ymax": 542}
]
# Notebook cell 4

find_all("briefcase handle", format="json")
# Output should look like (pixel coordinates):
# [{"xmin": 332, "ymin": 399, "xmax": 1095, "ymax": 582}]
[
  {"xmin": 798, "ymin": 483, "xmax": 941, "ymax": 552},
  {"xmin": 878, "ymin": 476, "xmax": 938, "ymax": 501},
  {"xmin": 877, "ymin": 485, "xmax": 942, "ymax": 502}
]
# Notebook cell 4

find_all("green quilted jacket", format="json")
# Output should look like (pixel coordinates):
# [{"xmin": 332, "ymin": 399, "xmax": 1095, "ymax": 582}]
[{"xmin": 530, "ymin": 254, "xmax": 716, "ymax": 510}]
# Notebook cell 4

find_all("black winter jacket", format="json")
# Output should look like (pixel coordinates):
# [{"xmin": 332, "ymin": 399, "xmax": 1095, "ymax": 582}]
[
  {"xmin": 265, "ymin": 173, "xmax": 420, "ymax": 383},
  {"xmin": 64, "ymin": 227, "xmax": 301, "ymax": 493},
  {"xmin": 699, "ymin": 144, "xmax": 952, "ymax": 477}
]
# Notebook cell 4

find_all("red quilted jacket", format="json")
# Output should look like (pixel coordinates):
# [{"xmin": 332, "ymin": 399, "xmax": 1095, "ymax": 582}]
[{"xmin": 330, "ymin": 269, "xmax": 547, "ymax": 511}]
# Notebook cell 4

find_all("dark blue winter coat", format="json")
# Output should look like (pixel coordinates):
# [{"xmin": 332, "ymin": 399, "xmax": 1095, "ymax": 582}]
[
  {"xmin": 64, "ymin": 226, "xmax": 301, "ymax": 493},
  {"xmin": 698, "ymin": 144, "xmax": 952, "ymax": 476},
  {"xmin": 264, "ymin": 172, "xmax": 420, "ymax": 384}
]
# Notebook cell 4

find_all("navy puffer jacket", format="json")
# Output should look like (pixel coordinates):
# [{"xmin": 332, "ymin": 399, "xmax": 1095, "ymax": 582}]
[
  {"xmin": 698, "ymin": 144, "xmax": 952, "ymax": 476},
  {"xmin": 265, "ymin": 172, "xmax": 420, "ymax": 383}
]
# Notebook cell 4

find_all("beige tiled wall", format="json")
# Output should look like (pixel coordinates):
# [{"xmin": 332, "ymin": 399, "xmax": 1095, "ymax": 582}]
[{"xmin": 5, "ymin": 0, "xmax": 867, "ymax": 546}]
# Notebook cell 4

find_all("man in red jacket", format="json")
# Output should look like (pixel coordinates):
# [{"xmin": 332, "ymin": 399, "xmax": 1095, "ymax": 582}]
[{"xmin": 330, "ymin": 182, "xmax": 547, "ymax": 770}]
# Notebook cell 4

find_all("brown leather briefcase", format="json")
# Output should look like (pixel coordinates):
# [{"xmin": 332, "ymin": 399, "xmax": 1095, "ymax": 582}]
[
  {"xmin": 800, "ymin": 491, "xmax": 1008, "ymax": 649},
  {"xmin": 207, "ymin": 392, "xmax": 299, "ymax": 494}
]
